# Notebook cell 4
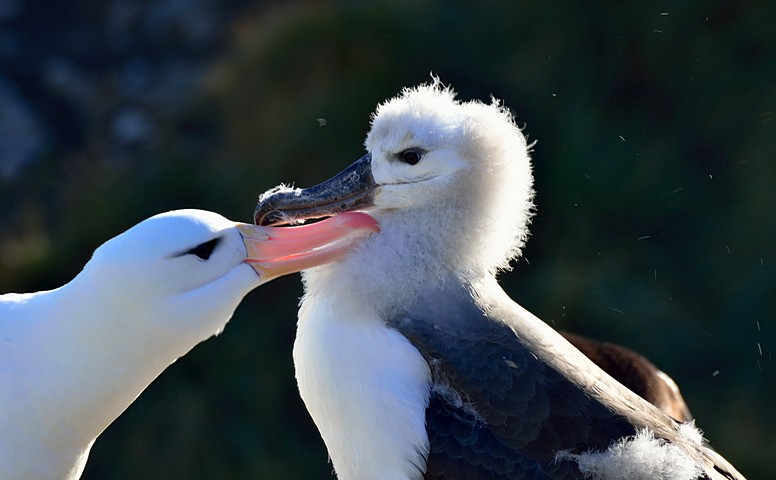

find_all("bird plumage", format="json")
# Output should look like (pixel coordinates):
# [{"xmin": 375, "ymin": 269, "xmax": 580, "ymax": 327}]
[
  {"xmin": 561, "ymin": 331, "xmax": 693, "ymax": 423},
  {"xmin": 255, "ymin": 81, "xmax": 745, "ymax": 480},
  {"xmin": 0, "ymin": 209, "xmax": 377, "ymax": 479}
]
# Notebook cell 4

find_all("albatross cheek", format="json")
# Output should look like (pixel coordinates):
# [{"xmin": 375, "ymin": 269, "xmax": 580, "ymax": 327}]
[{"xmin": 373, "ymin": 186, "xmax": 422, "ymax": 209}]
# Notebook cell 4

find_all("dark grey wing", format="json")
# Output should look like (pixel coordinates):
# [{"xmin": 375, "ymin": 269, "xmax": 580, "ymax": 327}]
[{"xmin": 387, "ymin": 294, "xmax": 636, "ymax": 479}]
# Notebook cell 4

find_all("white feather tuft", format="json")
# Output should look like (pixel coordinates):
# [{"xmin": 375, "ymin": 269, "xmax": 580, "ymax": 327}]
[
  {"xmin": 555, "ymin": 429, "xmax": 704, "ymax": 480},
  {"xmin": 257, "ymin": 183, "xmax": 299, "ymax": 203},
  {"xmin": 678, "ymin": 421, "xmax": 705, "ymax": 446},
  {"xmin": 257, "ymin": 184, "xmax": 305, "ymax": 224}
]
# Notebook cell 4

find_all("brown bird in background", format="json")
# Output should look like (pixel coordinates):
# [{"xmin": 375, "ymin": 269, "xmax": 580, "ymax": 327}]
[{"xmin": 561, "ymin": 332, "xmax": 693, "ymax": 423}]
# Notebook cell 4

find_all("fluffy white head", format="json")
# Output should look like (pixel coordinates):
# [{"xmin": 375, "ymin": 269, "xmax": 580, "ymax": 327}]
[
  {"xmin": 304, "ymin": 81, "xmax": 534, "ymax": 315},
  {"xmin": 366, "ymin": 81, "xmax": 534, "ymax": 273}
]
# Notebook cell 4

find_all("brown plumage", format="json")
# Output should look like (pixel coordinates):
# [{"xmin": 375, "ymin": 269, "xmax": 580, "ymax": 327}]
[{"xmin": 561, "ymin": 331, "xmax": 693, "ymax": 423}]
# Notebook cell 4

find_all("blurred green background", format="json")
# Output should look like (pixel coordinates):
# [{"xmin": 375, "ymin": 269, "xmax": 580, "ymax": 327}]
[{"xmin": 1, "ymin": 0, "xmax": 774, "ymax": 478}]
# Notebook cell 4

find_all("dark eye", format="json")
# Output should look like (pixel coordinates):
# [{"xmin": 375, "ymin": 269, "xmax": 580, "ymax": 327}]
[
  {"xmin": 398, "ymin": 148, "xmax": 423, "ymax": 165},
  {"xmin": 187, "ymin": 238, "xmax": 220, "ymax": 260}
]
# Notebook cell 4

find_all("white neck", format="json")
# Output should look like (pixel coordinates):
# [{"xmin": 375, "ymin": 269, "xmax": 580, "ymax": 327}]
[
  {"xmin": 1, "ymin": 280, "xmax": 194, "ymax": 479},
  {"xmin": 294, "ymin": 278, "xmax": 431, "ymax": 480}
]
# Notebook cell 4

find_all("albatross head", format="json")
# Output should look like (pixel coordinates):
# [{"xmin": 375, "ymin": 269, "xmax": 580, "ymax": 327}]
[
  {"xmin": 1, "ymin": 209, "xmax": 377, "ymax": 472},
  {"xmin": 74, "ymin": 209, "xmax": 378, "ymax": 349},
  {"xmin": 255, "ymin": 82, "xmax": 534, "ymax": 309}
]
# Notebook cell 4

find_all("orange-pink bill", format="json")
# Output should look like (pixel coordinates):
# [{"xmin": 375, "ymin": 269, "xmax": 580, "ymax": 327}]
[{"xmin": 237, "ymin": 212, "xmax": 379, "ymax": 280}]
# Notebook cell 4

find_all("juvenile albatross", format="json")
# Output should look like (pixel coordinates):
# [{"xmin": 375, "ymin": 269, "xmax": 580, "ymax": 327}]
[
  {"xmin": 255, "ymin": 83, "xmax": 744, "ymax": 480},
  {"xmin": 0, "ymin": 209, "xmax": 377, "ymax": 480}
]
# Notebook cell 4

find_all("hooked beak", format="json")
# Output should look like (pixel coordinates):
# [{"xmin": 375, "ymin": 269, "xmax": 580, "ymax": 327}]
[
  {"xmin": 237, "ymin": 211, "xmax": 379, "ymax": 280},
  {"xmin": 254, "ymin": 153, "xmax": 376, "ymax": 226}
]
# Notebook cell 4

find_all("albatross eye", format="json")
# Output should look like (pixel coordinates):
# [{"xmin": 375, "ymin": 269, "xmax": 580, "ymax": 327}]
[
  {"xmin": 187, "ymin": 238, "xmax": 220, "ymax": 260},
  {"xmin": 398, "ymin": 148, "xmax": 424, "ymax": 166}
]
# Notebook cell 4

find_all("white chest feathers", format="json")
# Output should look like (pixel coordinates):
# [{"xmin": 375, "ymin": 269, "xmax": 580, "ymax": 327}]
[{"xmin": 294, "ymin": 294, "xmax": 432, "ymax": 480}]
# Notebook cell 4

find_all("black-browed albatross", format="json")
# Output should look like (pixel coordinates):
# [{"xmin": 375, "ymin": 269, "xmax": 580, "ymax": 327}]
[
  {"xmin": 0, "ymin": 209, "xmax": 377, "ymax": 480},
  {"xmin": 255, "ymin": 82, "xmax": 744, "ymax": 480}
]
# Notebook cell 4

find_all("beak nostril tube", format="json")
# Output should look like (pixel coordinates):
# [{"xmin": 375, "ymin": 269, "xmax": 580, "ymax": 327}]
[{"xmin": 254, "ymin": 153, "xmax": 376, "ymax": 227}]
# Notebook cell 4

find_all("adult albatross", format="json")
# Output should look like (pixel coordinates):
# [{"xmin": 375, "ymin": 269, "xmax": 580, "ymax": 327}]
[
  {"xmin": 255, "ymin": 83, "xmax": 745, "ymax": 480},
  {"xmin": 0, "ymin": 209, "xmax": 377, "ymax": 479}
]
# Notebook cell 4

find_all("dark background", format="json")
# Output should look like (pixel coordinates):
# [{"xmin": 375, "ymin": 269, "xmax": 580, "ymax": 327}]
[{"xmin": 1, "ymin": 1, "xmax": 773, "ymax": 478}]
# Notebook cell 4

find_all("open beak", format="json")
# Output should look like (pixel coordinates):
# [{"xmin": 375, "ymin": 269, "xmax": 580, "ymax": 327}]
[
  {"xmin": 237, "ymin": 211, "xmax": 379, "ymax": 280},
  {"xmin": 254, "ymin": 153, "xmax": 376, "ymax": 226}
]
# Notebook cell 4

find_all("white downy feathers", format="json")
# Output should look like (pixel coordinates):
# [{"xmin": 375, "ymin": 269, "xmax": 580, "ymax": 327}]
[{"xmin": 556, "ymin": 427, "xmax": 706, "ymax": 480}]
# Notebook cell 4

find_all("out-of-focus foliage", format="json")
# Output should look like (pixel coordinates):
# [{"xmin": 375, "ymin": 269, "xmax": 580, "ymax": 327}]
[{"xmin": 1, "ymin": 0, "xmax": 773, "ymax": 478}]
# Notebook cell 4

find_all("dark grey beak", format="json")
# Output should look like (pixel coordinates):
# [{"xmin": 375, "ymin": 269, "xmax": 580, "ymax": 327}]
[{"xmin": 255, "ymin": 153, "xmax": 376, "ymax": 226}]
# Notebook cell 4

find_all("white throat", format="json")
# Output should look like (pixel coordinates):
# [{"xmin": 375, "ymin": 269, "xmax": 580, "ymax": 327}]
[
  {"xmin": 0, "ymin": 267, "xmax": 252, "ymax": 479},
  {"xmin": 1, "ymin": 285, "xmax": 180, "ymax": 478},
  {"xmin": 294, "ymin": 272, "xmax": 432, "ymax": 480}
]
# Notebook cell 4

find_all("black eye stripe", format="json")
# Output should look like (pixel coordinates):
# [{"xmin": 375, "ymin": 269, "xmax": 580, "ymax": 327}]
[{"xmin": 187, "ymin": 237, "xmax": 220, "ymax": 260}]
